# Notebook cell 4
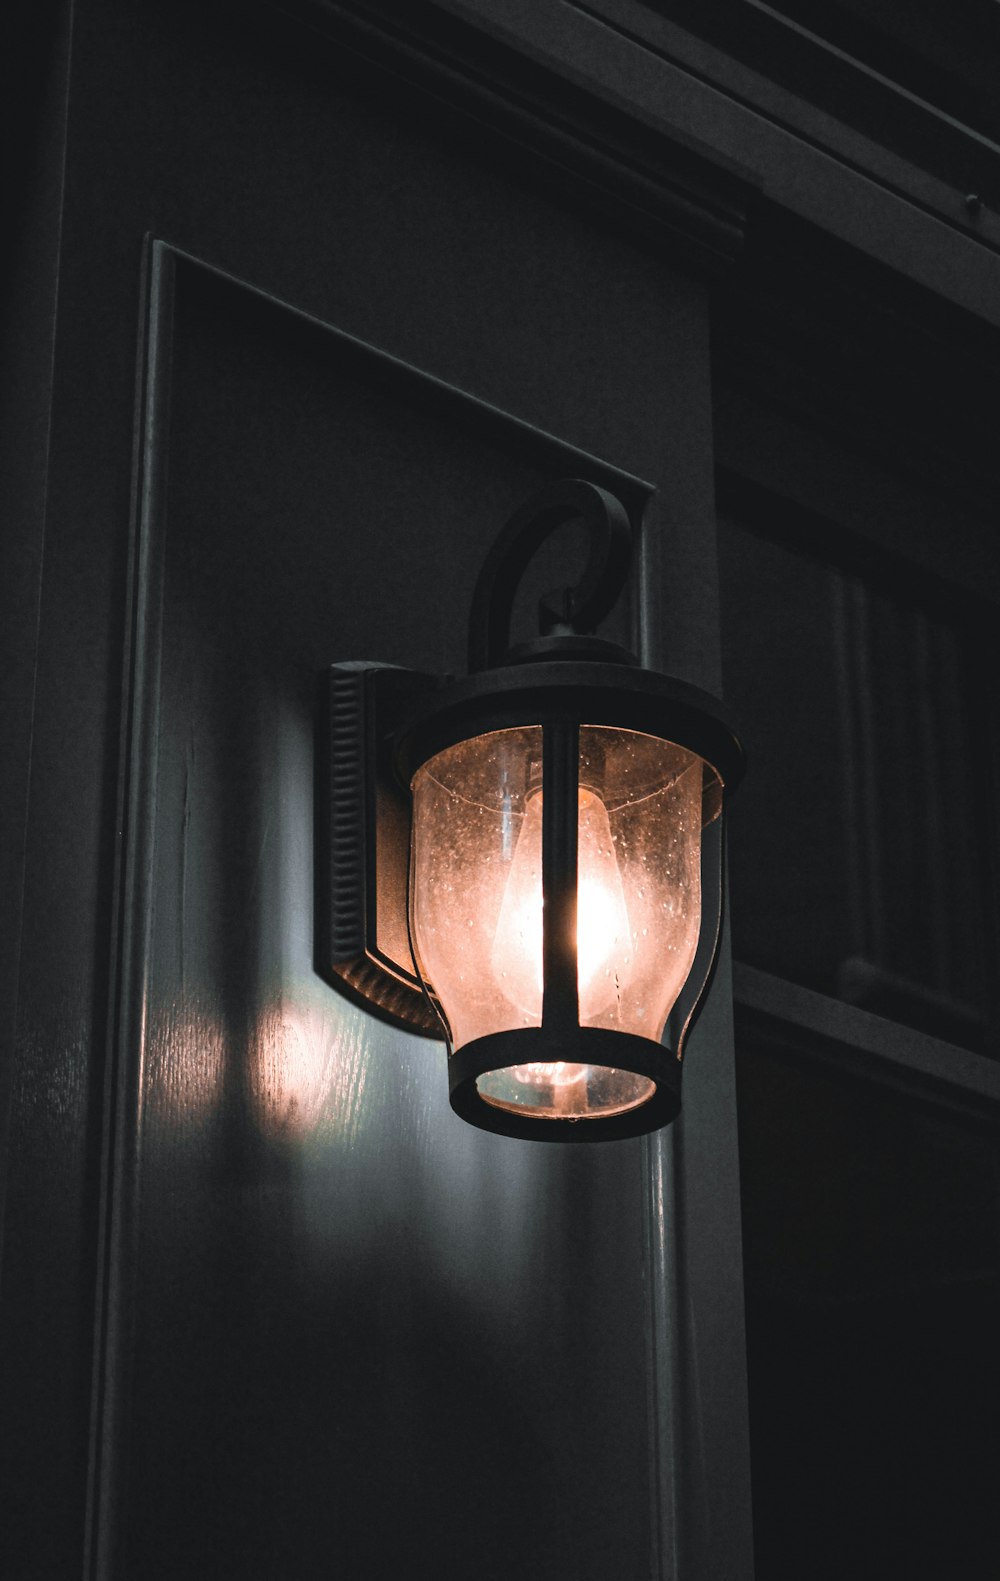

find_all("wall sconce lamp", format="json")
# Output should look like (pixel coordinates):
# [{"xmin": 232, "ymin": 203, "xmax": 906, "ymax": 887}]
[{"xmin": 316, "ymin": 480, "xmax": 743, "ymax": 1141}]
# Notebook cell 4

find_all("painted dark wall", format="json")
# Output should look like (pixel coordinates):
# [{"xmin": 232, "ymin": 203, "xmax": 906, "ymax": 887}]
[
  {"xmin": 3, "ymin": 2, "xmax": 999, "ymax": 1579},
  {"xmin": 0, "ymin": 3, "xmax": 747, "ymax": 1577}
]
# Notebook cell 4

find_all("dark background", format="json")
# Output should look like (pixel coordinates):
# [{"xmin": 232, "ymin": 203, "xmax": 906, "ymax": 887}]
[{"xmin": 2, "ymin": 2, "xmax": 998, "ymax": 1578}]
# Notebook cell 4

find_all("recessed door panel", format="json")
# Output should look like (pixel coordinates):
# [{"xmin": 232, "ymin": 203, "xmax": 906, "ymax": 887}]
[{"xmin": 121, "ymin": 251, "xmax": 653, "ymax": 1579}]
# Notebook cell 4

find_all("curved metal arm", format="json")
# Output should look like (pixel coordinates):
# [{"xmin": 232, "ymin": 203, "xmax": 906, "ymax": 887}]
[{"xmin": 467, "ymin": 479, "xmax": 632, "ymax": 673}]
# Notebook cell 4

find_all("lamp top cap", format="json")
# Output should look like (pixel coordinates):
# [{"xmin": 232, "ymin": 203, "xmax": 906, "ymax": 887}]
[{"xmin": 500, "ymin": 633, "xmax": 639, "ymax": 668}]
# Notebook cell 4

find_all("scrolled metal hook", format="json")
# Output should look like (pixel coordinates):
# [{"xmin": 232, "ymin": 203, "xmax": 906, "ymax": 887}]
[{"xmin": 467, "ymin": 479, "xmax": 632, "ymax": 673}]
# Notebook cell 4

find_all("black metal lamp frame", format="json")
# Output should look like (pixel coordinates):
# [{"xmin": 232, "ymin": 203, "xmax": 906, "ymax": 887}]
[{"xmin": 316, "ymin": 479, "xmax": 744, "ymax": 1141}]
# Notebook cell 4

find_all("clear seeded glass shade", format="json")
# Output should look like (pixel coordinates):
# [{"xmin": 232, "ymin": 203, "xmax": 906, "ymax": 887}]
[{"xmin": 410, "ymin": 726, "xmax": 716, "ymax": 1119}]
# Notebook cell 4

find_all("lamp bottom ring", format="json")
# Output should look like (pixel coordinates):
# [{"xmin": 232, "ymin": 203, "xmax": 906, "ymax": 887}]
[{"xmin": 448, "ymin": 1026, "xmax": 681, "ymax": 1141}]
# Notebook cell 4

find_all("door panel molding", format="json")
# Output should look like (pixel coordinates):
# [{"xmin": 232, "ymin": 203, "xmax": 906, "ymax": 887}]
[
  {"xmin": 88, "ymin": 235, "xmax": 679, "ymax": 1577},
  {"xmin": 735, "ymin": 962, "xmax": 1000, "ymax": 1115},
  {"xmin": 237, "ymin": 0, "xmax": 757, "ymax": 278}
]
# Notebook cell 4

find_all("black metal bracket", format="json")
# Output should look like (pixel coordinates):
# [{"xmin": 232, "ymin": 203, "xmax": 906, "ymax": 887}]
[{"xmin": 314, "ymin": 662, "xmax": 443, "ymax": 1036}]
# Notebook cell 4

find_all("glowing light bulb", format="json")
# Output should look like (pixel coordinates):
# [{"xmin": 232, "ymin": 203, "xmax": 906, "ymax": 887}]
[
  {"xmin": 491, "ymin": 787, "xmax": 633, "ymax": 1028},
  {"xmin": 411, "ymin": 727, "xmax": 705, "ymax": 1110},
  {"xmin": 509, "ymin": 1059, "xmax": 588, "ymax": 1090}
]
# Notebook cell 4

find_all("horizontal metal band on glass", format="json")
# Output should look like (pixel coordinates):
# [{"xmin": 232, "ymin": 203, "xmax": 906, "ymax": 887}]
[
  {"xmin": 449, "ymin": 1029, "xmax": 683, "ymax": 1142},
  {"xmin": 393, "ymin": 660, "xmax": 745, "ymax": 791}
]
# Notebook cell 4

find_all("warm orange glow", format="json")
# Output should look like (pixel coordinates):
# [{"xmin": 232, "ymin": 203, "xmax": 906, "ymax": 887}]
[
  {"xmin": 491, "ymin": 787, "xmax": 633, "ymax": 1022},
  {"xmin": 509, "ymin": 1058, "xmax": 588, "ymax": 1089},
  {"xmin": 250, "ymin": 997, "xmax": 369, "ymax": 1142},
  {"xmin": 493, "ymin": 785, "xmax": 632, "ymax": 1092},
  {"xmin": 410, "ymin": 724, "xmax": 711, "ymax": 1119}
]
